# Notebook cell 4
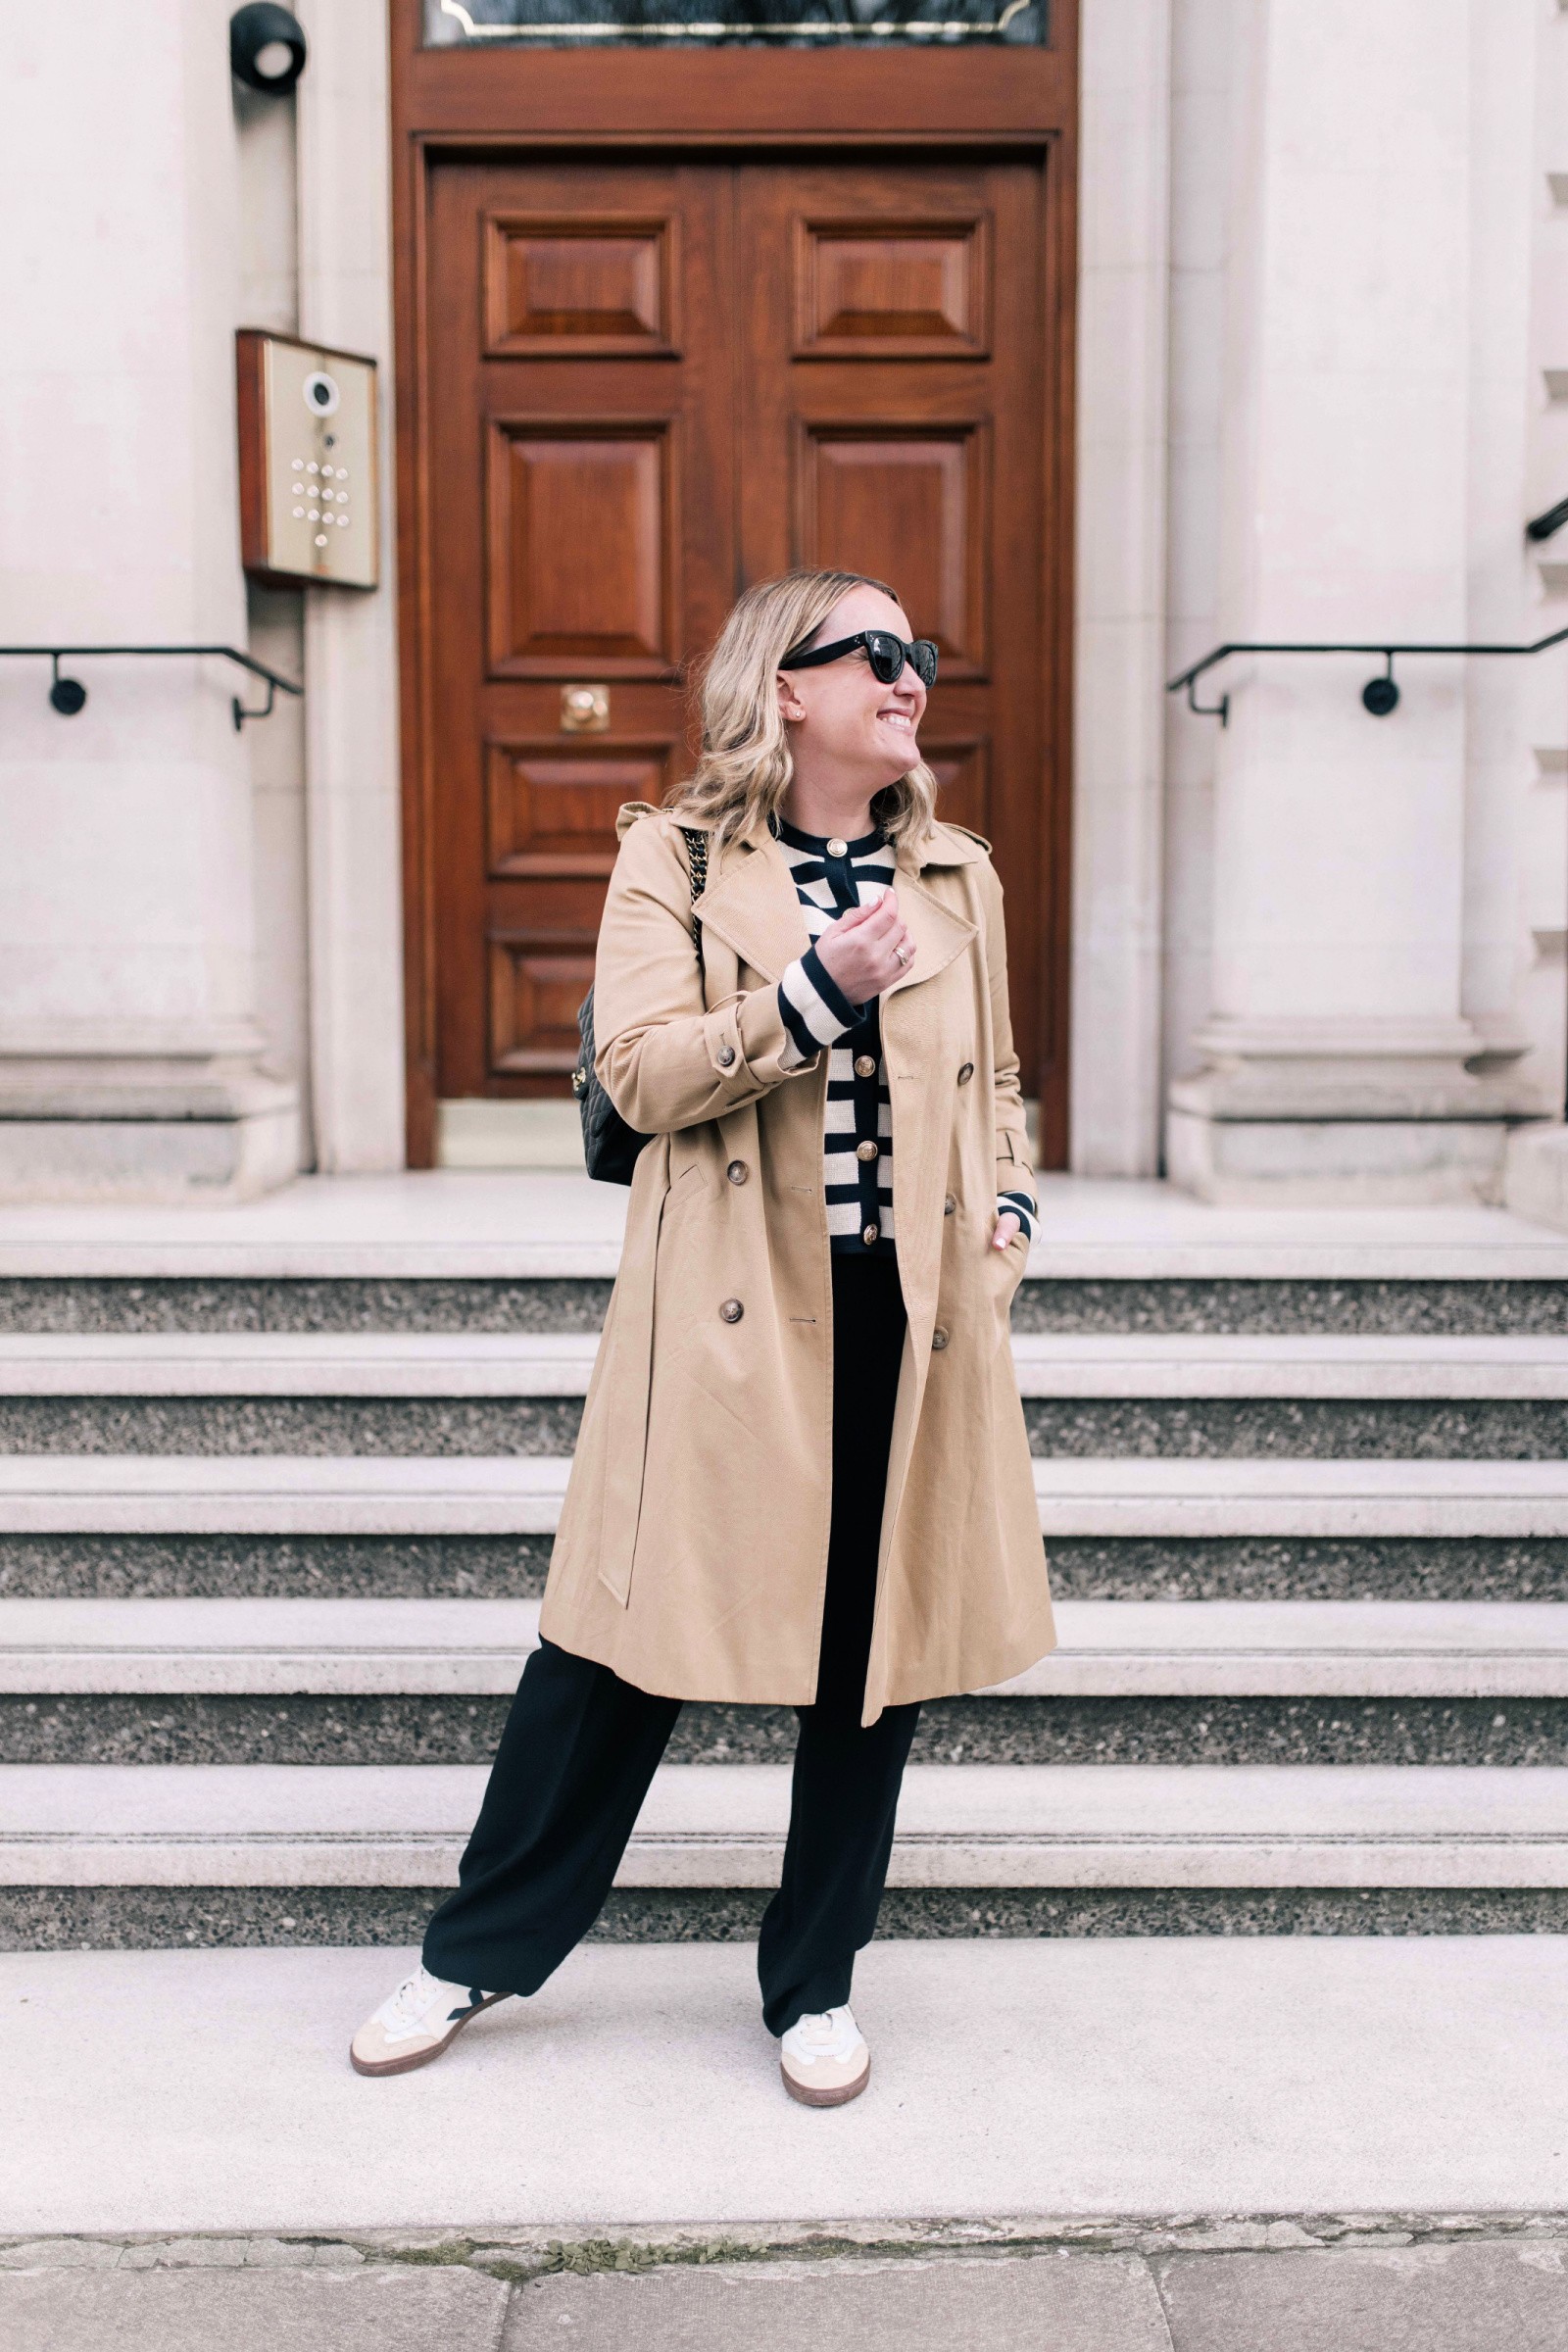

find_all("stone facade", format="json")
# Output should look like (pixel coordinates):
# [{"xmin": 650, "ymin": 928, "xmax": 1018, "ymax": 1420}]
[{"xmin": 4, "ymin": 0, "xmax": 1567, "ymax": 1205}]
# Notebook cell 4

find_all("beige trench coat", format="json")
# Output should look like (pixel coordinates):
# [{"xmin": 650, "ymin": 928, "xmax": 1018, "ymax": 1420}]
[{"xmin": 537, "ymin": 800, "xmax": 1056, "ymax": 1726}]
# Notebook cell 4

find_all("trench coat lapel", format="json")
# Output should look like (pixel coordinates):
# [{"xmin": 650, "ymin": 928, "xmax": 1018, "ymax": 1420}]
[
  {"xmin": 688, "ymin": 833, "xmax": 808, "ymax": 983},
  {"xmin": 881, "ymin": 871, "xmax": 978, "ymax": 1001},
  {"xmin": 690, "ymin": 821, "xmax": 979, "ymax": 992}
]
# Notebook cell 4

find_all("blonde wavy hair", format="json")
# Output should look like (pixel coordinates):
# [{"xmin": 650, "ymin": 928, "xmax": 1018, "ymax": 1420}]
[{"xmin": 665, "ymin": 569, "xmax": 939, "ymax": 856}]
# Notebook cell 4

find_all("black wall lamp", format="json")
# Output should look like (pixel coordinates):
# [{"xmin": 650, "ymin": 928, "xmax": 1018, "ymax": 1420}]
[{"xmin": 230, "ymin": 5, "xmax": 307, "ymax": 94}]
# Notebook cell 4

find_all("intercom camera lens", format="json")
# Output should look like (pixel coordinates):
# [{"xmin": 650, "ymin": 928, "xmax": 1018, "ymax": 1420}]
[{"xmin": 303, "ymin": 371, "xmax": 340, "ymax": 416}]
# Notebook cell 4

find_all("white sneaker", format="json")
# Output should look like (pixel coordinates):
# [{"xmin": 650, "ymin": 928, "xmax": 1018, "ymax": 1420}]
[
  {"xmin": 350, "ymin": 1964, "xmax": 509, "ymax": 2078},
  {"xmin": 778, "ymin": 2003, "xmax": 870, "ymax": 2106}
]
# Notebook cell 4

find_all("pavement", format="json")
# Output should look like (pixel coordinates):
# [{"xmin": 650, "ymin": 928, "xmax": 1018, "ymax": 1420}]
[
  {"xmin": 4, "ymin": 2237, "xmax": 1568, "ymax": 2350},
  {"xmin": 4, "ymin": 1936, "xmax": 1567, "ymax": 2235}
]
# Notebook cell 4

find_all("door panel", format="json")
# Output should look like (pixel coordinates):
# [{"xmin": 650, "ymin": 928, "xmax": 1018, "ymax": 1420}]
[
  {"xmin": 483, "ymin": 214, "xmax": 679, "ymax": 357},
  {"xmin": 923, "ymin": 741, "xmax": 991, "ymax": 841},
  {"xmin": 427, "ymin": 160, "xmax": 731, "ymax": 1097},
  {"xmin": 740, "ymin": 158, "xmax": 1044, "ymax": 1086},
  {"xmin": 796, "ymin": 424, "xmax": 987, "ymax": 670},
  {"xmin": 793, "ymin": 217, "xmax": 990, "ymax": 357},
  {"xmin": 426, "ymin": 152, "xmax": 1051, "ymax": 1105},
  {"xmin": 487, "ymin": 420, "xmax": 677, "ymax": 671},
  {"xmin": 484, "ymin": 743, "xmax": 671, "ymax": 880}
]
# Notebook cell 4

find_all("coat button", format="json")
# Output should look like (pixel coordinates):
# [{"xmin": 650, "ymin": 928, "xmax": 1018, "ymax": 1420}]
[
  {"xmin": 855, "ymin": 1139, "xmax": 878, "ymax": 1162},
  {"xmin": 861, "ymin": 1223, "xmax": 879, "ymax": 1247},
  {"xmin": 716, "ymin": 1044, "xmax": 736, "ymax": 1068},
  {"xmin": 956, "ymin": 1061, "xmax": 974, "ymax": 1084},
  {"xmin": 931, "ymin": 1326, "xmax": 951, "ymax": 1350},
  {"xmin": 726, "ymin": 1159, "xmax": 748, "ymax": 1185},
  {"xmin": 826, "ymin": 837, "xmax": 848, "ymax": 858},
  {"xmin": 854, "ymin": 1054, "xmax": 877, "ymax": 1077},
  {"xmin": 719, "ymin": 1298, "xmax": 744, "ymax": 1323},
  {"xmin": 943, "ymin": 1193, "xmax": 956, "ymax": 1215}
]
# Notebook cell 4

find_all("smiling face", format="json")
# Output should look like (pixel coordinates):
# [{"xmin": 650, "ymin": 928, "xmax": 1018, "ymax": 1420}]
[{"xmin": 777, "ymin": 583, "xmax": 927, "ymax": 797}]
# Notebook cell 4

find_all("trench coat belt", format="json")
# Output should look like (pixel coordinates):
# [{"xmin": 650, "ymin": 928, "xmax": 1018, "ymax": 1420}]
[{"xmin": 595, "ymin": 1159, "xmax": 664, "ymax": 1607}]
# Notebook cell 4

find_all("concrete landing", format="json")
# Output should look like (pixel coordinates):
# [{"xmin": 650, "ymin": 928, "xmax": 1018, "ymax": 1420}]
[
  {"xmin": 0, "ymin": 1169, "xmax": 1565, "ymax": 1278},
  {"xmin": 4, "ymin": 1936, "xmax": 1566, "ymax": 2234}
]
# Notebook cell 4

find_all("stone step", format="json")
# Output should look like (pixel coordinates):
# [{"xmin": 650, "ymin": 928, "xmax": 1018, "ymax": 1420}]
[
  {"xmin": 1021, "ymin": 1336, "xmax": 1568, "ymax": 1397},
  {"xmin": 9, "ymin": 1760, "xmax": 1568, "ymax": 1889},
  {"xmin": 7, "ymin": 1453, "xmax": 1568, "ymax": 1535},
  {"xmin": 9, "ymin": 1274, "xmax": 1567, "ymax": 1339},
  {"xmin": 10, "ymin": 1330, "xmax": 1568, "ymax": 1395},
  {"xmin": 0, "ymin": 1334, "xmax": 600, "ymax": 1395},
  {"xmin": 4, "ymin": 1176, "xmax": 1568, "ymax": 1339},
  {"xmin": 6, "ymin": 1529, "xmax": 1567, "ymax": 1606},
  {"xmin": 12, "ymin": 1333, "xmax": 1568, "ymax": 1462},
  {"xmin": 13, "ymin": 1391, "xmax": 1568, "ymax": 1461},
  {"xmin": 9, "ymin": 1595, "xmax": 1568, "ymax": 1697},
  {"xmin": 0, "ymin": 1455, "xmax": 568, "ymax": 1533},
  {"xmin": 11, "ymin": 1595, "xmax": 1562, "ymax": 1768}
]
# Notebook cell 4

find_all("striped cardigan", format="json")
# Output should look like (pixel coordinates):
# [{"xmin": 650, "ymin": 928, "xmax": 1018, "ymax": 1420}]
[{"xmin": 771, "ymin": 814, "xmax": 1037, "ymax": 1258}]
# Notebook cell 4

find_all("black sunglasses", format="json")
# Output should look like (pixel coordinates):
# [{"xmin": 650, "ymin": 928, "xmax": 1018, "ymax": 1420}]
[{"xmin": 780, "ymin": 628, "xmax": 939, "ymax": 690}]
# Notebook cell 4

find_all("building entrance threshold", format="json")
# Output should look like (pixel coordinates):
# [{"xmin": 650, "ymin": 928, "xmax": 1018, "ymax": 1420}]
[{"xmin": 0, "ymin": 1175, "xmax": 1566, "ymax": 1283}]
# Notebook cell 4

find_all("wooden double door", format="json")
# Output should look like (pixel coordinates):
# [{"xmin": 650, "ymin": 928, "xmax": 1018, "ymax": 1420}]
[{"xmin": 424, "ymin": 151, "xmax": 1059, "ymax": 1131}]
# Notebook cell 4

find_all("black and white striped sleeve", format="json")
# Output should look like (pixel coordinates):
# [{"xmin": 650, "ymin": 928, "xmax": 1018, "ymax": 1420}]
[
  {"xmin": 777, "ymin": 947, "xmax": 863, "ymax": 1072},
  {"xmin": 998, "ymin": 1186, "xmax": 1037, "ymax": 1243}
]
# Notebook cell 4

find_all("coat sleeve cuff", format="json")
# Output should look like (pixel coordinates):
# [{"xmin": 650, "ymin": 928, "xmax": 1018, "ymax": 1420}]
[
  {"xmin": 995, "ymin": 1132, "xmax": 1035, "ymax": 1220},
  {"xmin": 704, "ymin": 980, "xmax": 822, "ymax": 1101}
]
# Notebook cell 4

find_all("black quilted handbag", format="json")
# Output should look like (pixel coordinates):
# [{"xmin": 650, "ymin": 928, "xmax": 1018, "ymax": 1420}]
[{"xmin": 572, "ymin": 825, "xmax": 709, "ymax": 1185}]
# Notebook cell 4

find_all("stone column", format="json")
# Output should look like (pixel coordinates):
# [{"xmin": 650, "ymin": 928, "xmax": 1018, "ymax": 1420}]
[
  {"xmin": 296, "ymin": 0, "xmax": 407, "ymax": 1172},
  {"xmin": 1071, "ymin": 0, "xmax": 1172, "ymax": 1175},
  {"xmin": 0, "ymin": 1, "xmax": 298, "ymax": 1200},
  {"xmin": 1166, "ymin": 0, "xmax": 1545, "ymax": 1201}
]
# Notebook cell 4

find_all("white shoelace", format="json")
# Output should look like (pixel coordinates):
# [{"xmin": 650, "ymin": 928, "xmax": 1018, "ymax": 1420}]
[
  {"xmin": 379, "ymin": 1966, "xmax": 465, "ymax": 2037},
  {"xmin": 785, "ymin": 2005, "xmax": 860, "ymax": 2062}
]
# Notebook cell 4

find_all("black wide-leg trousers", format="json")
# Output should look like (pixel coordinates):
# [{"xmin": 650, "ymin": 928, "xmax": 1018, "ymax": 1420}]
[{"xmin": 421, "ymin": 1251, "xmax": 921, "ymax": 2037}]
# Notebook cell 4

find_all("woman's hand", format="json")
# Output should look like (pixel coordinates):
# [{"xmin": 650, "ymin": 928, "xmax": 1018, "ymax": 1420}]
[
  {"xmin": 814, "ymin": 888, "xmax": 916, "ymax": 1004},
  {"xmin": 991, "ymin": 1210, "xmax": 1023, "ymax": 1251}
]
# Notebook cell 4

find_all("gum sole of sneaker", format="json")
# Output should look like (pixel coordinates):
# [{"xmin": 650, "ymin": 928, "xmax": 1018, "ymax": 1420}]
[
  {"xmin": 350, "ymin": 1991, "xmax": 512, "ymax": 2079},
  {"xmin": 780, "ymin": 2054, "xmax": 870, "ymax": 2108}
]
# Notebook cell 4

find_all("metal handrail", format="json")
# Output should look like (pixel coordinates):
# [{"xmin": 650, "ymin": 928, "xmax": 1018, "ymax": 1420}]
[
  {"xmin": 0, "ymin": 643, "xmax": 304, "ymax": 731},
  {"xmin": 1527, "ymin": 493, "xmax": 1568, "ymax": 543},
  {"xmin": 1166, "ymin": 623, "xmax": 1568, "ymax": 725}
]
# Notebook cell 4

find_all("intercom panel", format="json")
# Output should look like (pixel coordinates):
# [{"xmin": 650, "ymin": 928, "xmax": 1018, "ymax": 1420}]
[{"xmin": 236, "ymin": 329, "xmax": 379, "ymax": 590}]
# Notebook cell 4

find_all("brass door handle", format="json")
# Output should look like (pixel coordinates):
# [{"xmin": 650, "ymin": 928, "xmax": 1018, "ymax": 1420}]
[{"xmin": 561, "ymin": 684, "xmax": 610, "ymax": 733}]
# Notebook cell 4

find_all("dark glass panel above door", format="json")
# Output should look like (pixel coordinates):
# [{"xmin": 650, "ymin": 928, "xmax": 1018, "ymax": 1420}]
[{"xmin": 425, "ymin": 0, "xmax": 1047, "ymax": 46}]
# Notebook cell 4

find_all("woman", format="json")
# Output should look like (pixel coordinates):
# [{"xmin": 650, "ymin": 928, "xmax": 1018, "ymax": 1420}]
[{"xmin": 351, "ymin": 568, "xmax": 1055, "ymax": 2105}]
